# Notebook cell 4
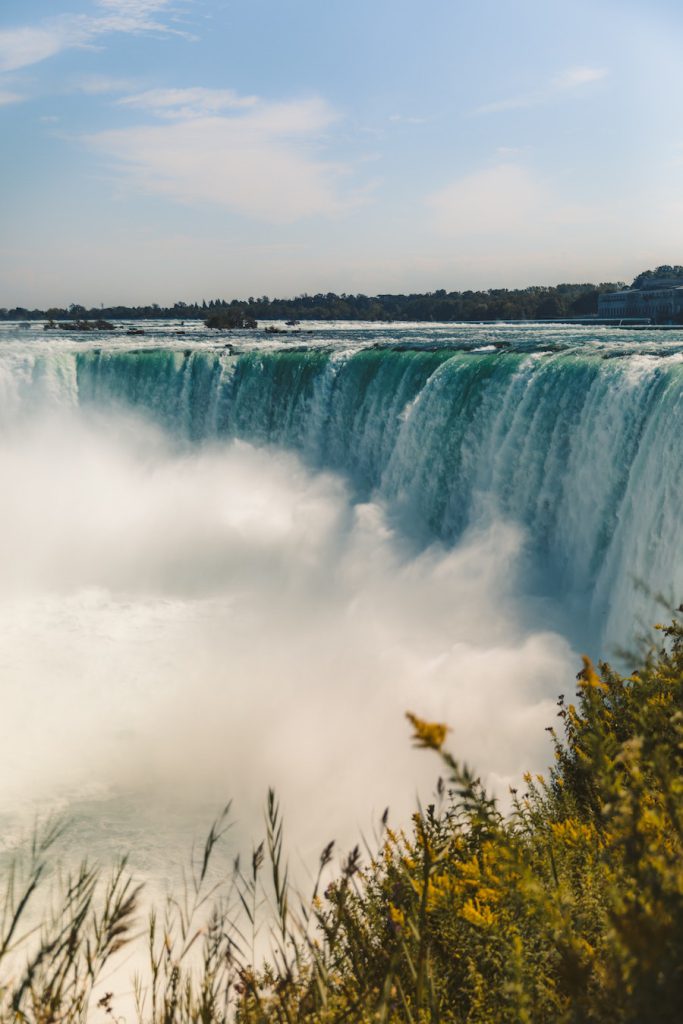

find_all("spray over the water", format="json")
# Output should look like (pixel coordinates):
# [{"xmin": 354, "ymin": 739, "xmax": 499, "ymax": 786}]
[{"xmin": 0, "ymin": 323, "xmax": 681, "ymax": 870}]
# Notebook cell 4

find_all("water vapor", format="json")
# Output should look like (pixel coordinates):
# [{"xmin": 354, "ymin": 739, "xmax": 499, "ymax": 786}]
[{"xmin": 0, "ymin": 408, "xmax": 575, "ymax": 868}]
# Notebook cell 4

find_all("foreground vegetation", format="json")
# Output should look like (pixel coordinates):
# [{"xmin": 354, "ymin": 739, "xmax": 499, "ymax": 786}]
[{"xmin": 2, "ymin": 613, "xmax": 682, "ymax": 1022}]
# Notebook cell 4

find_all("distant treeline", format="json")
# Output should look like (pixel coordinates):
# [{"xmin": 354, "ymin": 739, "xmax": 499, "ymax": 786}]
[{"xmin": 0, "ymin": 281, "xmax": 624, "ymax": 324}]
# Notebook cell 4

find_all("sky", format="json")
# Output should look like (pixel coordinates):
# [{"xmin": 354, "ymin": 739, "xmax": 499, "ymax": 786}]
[{"xmin": 1, "ymin": 0, "xmax": 682, "ymax": 306}]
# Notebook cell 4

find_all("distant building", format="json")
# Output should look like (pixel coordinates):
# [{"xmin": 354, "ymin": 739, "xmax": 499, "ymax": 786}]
[{"xmin": 598, "ymin": 273, "xmax": 683, "ymax": 322}]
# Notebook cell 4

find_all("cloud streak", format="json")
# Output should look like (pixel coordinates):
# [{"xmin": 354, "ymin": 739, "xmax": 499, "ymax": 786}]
[
  {"xmin": 0, "ymin": 1, "xmax": 183, "ymax": 73},
  {"xmin": 0, "ymin": 90, "xmax": 24, "ymax": 107},
  {"xmin": 474, "ymin": 65, "xmax": 608, "ymax": 115},
  {"xmin": 118, "ymin": 87, "xmax": 258, "ymax": 119},
  {"xmin": 553, "ymin": 66, "xmax": 607, "ymax": 89}
]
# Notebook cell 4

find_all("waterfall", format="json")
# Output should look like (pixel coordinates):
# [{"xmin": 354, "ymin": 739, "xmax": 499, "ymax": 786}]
[{"xmin": 3, "ymin": 342, "xmax": 682, "ymax": 649}]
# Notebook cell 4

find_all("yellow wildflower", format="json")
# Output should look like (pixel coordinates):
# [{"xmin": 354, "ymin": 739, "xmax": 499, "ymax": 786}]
[
  {"xmin": 406, "ymin": 712, "xmax": 450, "ymax": 751},
  {"xmin": 578, "ymin": 655, "xmax": 608, "ymax": 691},
  {"xmin": 389, "ymin": 905, "xmax": 405, "ymax": 928},
  {"xmin": 461, "ymin": 898, "xmax": 498, "ymax": 928}
]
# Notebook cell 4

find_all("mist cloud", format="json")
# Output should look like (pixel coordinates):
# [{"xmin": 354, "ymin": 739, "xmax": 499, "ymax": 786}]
[{"xmin": 0, "ymin": 408, "xmax": 576, "ymax": 864}]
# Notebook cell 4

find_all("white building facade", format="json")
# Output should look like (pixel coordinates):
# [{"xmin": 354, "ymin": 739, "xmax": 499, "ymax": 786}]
[{"xmin": 598, "ymin": 275, "xmax": 683, "ymax": 322}]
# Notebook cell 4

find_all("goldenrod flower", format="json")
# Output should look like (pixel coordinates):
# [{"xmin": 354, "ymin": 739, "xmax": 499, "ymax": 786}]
[{"xmin": 406, "ymin": 711, "xmax": 450, "ymax": 751}]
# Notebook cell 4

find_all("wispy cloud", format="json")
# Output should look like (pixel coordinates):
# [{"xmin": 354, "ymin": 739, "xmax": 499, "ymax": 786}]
[
  {"xmin": 75, "ymin": 74, "xmax": 142, "ymax": 95},
  {"xmin": 0, "ymin": 26, "xmax": 71, "ymax": 73},
  {"xmin": 474, "ymin": 65, "xmax": 608, "ymax": 115},
  {"xmin": 0, "ymin": 90, "xmax": 24, "ymax": 107},
  {"xmin": 552, "ymin": 66, "xmax": 607, "ymax": 89},
  {"xmin": 95, "ymin": 1, "xmax": 173, "ymax": 21},
  {"xmin": 0, "ymin": 1, "xmax": 185, "ymax": 74},
  {"xmin": 118, "ymin": 87, "xmax": 258, "ymax": 119},
  {"xmin": 87, "ymin": 93, "xmax": 361, "ymax": 223},
  {"xmin": 89, "ymin": 0, "xmax": 188, "ymax": 35}
]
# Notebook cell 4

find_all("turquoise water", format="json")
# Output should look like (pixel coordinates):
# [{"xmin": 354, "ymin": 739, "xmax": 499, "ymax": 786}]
[{"xmin": 2, "ymin": 319, "xmax": 680, "ymax": 649}]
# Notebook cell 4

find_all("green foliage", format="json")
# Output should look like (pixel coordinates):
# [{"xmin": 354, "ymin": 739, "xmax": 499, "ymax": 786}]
[
  {"xmin": 0, "ymin": 280, "xmax": 626, "ymax": 325},
  {"xmin": 631, "ymin": 265, "xmax": 683, "ymax": 289},
  {"xmin": 1, "ymin": 615, "xmax": 682, "ymax": 1021},
  {"xmin": 204, "ymin": 309, "xmax": 257, "ymax": 330}
]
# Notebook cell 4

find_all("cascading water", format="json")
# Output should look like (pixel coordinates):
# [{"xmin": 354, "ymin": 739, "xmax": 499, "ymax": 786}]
[
  {"xmin": 16, "ymin": 336, "xmax": 680, "ymax": 651},
  {"xmin": 0, "ymin": 321, "xmax": 681, "ymax": 870}
]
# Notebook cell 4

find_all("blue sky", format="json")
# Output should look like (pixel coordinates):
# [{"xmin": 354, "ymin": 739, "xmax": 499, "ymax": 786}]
[{"xmin": 1, "ymin": 0, "xmax": 682, "ymax": 306}]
